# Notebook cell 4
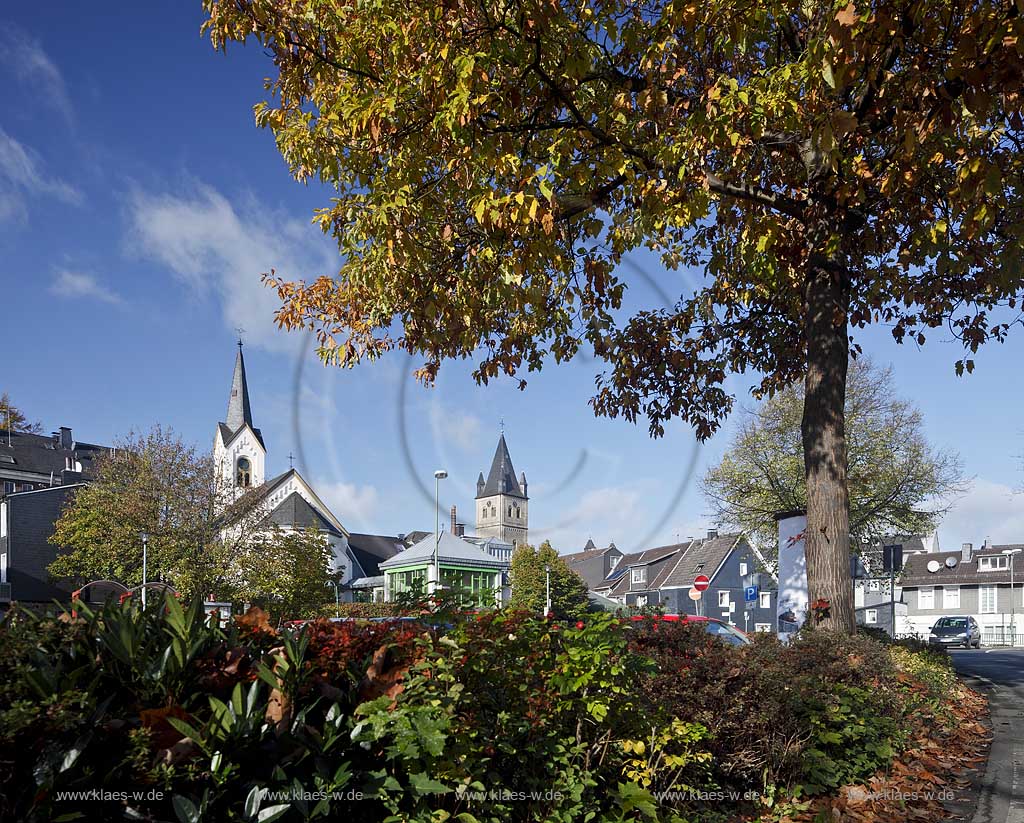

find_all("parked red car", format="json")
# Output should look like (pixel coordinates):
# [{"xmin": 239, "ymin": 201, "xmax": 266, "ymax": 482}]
[{"xmin": 628, "ymin": 614, "xmax": 752, "ymax": 646}]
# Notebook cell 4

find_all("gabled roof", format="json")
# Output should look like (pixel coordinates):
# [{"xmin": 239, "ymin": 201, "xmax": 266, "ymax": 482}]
[
  {"xmin": 477, "ymin": 434, "xmax": 526, "ymax": 499},
  {"xmin": 252, "ymin": 469, "xmax": 347, "ymax": 536},
  {"xmin": 348, "ymin": 532, "xmax": 405, "ymax": 578},
  {"xmin": 562, "ymin": 539, "xmax": 622, "ymax": 565},
  {"xmin": 401, "ymin": 530, "xmax": 431, "ymax": 547},
  {"xmin": 596, "ymin": 543, "xmax": 687, "ymax": 596},
  {"xmin": 267, "ymin": 491, "xmax": 343, "ymax": 536},
  {"xmin": 658, "ymin": 533, "xmax": 743, "ymax": 589},
  {"xmin": 379, "ymin": 532, "xmax": 510, "ymax": 569},
  {"xmin": 901, "ymin": 545, "xmax": 1024, "ymax": 587},
  {"xmin": 0, "ymin": 428, "xmax": 110, "ymax": 482},
  {"xmin": 218, "ymin": 345, "xmax": 265, "ymax": 450},
  {"xmin": 217, "ymin": 421, "xmax": 266, "ymax": 451}
]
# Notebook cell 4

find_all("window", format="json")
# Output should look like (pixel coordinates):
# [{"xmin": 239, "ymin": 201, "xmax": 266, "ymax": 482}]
[
  {"xmin": 635, "ymin": 595, "xmax": 648, "ymax": 608},
  {"xmin": 718, "ymin": 591, "xmax": 730, "ymax": 608},
  {"xmin": 759, "ymin": 591, "xmax": 771, "ymax": 609},
  {"xmin": 630, "ymin": 567, "xmax": 646, "ymax": 586},
  {"xmin": 609, "ymin": 555, "xmax": 621, "ymax": 571},
  {"xmin": 754, "ymin": 623, "xmax": 772, "ymax": 633},
  {"xmin": 919, "ymin": 586, "xmax": 934, "ymax": 609},
  {"xmin": 979, "ymin": 556, "xmax": 1009, "ymax": 571},
  {"xmin": 389, "ymin": 568, "xmax": 427, "ymax": 597},
  {"xmin": 865, "ymin": 609, "xmax": 877, "ymax": 624},
  {"xmin": 943, "ymin": 586, "xmax": 961, "ymax": 609},
  {"xmin": 236, "ymin": 457, "xmax": 252, "ymax": 487},
  {"xmin": 693, "ymin": 563, "xmax": 704, "ymax": 574},
  {"xmin": 981, "ymin": 585, "xmax": 998, "ymax": 614},
  {"xmin": 739, "ymin": 561, "xmax": 748, "ymax": 577},
  {"xmin": 855, "ymin": 585, "xmax": 865, "ymax": 608}
]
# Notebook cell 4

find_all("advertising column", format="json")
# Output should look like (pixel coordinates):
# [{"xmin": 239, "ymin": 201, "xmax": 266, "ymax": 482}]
[{"xmin": 776, "ymin": 512, "xmax": 808, "ymax": 641}]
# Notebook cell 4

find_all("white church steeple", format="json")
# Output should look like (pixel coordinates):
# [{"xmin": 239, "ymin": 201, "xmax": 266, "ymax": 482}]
[{"xmin": 214, "ymin": 340, "xmax": 266, "ymax": 492}]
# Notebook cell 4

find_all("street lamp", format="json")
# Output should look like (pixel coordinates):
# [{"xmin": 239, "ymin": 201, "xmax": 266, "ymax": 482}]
[
  {"xmin": 326, "ymin": 580, "xmax": 341, "ymax": 618},
  {"xmin": 433, "ymin": 470, "xmax": 448, "ymax": 594},
  {"xmin": 544, "ymin": 564, "xmax": 552, "ymax": 618},
  {"xmin": 1002, "ymin": 548, "xmax": 1022, "ymax": 646},
  {"xmin": 140, "ymin": 532, "xmax": 148, "ymax": 609}
]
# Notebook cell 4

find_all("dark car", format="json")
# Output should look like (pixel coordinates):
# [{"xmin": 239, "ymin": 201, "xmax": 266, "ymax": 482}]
[{"xmin": 929, "ymin": 616, "xmax": 981, "ymax": 648}]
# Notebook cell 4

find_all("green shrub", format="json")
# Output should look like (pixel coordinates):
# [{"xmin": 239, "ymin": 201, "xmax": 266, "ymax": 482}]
[{"xmin": 0, "ymin": 597, "xmax": 976, "ymax": 823}]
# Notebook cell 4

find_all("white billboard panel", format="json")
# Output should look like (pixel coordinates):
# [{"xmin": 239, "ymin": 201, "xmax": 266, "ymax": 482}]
[{"xmin": 777, "ymin": 513, "xmax": 808, "ymax": 640}]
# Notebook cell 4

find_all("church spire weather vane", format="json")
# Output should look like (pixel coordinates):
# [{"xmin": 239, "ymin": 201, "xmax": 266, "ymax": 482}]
[{"xmin": 235, "ymin": 327, "xmax": 246, "ymax": 348}]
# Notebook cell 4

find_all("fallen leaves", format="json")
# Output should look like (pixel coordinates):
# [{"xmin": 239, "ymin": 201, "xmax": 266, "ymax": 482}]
[{"xmin": 754, "ymin": 682, "xmax": 990, "ymax": 823}]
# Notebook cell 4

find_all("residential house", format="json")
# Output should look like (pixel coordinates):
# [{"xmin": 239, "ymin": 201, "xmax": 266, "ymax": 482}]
[
  {"xmin": 851, "ymin": 535, "xmax": 933, "ymax": 636},
  {"xmin": 0, "ymin": 426, "xmax": 109, "ymax": 494},
  {"xmin": 902, "ymin": 540, "xmax": 1024, "ymax": 644},
  {"xmin": 0, "ymin": 426, "xmax": 112, "ymax": 606},
  {"xmin": 378, "ymin": 531, "xmax": 511, "ymax": 607},
  {"xmin": 562, "ymin": 539, "xmax": 624, "ymax": 589},
  {"xmin": 595, "ymin": 531, "xmax": 778, "ymax": 632},
  {"xmin": 346, "ymin": 533, "xmax": 405, "ymax": 602},
  {"xmin": 0, "ymin": 484, "xmax": 84, "ymax": 605}
]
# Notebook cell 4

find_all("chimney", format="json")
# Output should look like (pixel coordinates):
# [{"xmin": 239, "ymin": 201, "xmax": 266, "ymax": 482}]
[
  {"xmin": 451, "ymin": 505, "xmax": 457, "ymax": 535},
  {"xmin": 962, "ymin": 542, "xmax": 973, "ymax": 563},
  {"xmin": 59, "ymin": 427, "xmax": 73, "ymax": 450},
  {"xmin": 455, "ymin": 523, "xmax": 465, "ymax": 537},
  {"xmin": 984, "ymin": 536, "xmax": 992, "ymax": 549},
  {"xmin": 707, "ymin": 528, "xmax": 718, "ymax": 540}
]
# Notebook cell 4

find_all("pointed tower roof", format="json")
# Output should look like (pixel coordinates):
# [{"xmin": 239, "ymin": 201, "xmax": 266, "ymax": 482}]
[
  {"xmin": 226, "ymin": 343, "xmax": 253, "ymax": 432},
  {"xmin": 477, "ymin": 433, "xmax": 526, "ymax": 499},
  {"xmin": 218, "ymin": 342, "xmax": 264, "ymax": 448}
]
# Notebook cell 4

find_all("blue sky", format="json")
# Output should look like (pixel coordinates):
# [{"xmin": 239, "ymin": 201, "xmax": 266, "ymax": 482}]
[{"xmin": 2, "ymin": 5, "xmax": 1022, "ymax": 555}]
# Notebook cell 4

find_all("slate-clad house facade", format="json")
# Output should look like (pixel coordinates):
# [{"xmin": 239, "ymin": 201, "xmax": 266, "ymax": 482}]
[
  {"xmin": 902, "ymin": 541, "xmax": 1024, "ymax": 644},
  {"xmin": 562, "ymin": 540, "xmax": 624, "ymax": 589},
  {"xmin": 1, "ymin": 425, "xmax": 113, "ymax": 606},
  {"xmin": 592, "ymin": 531, "xmax": 778, "ymax": 632},
  {"xmin": 0, "ymin": 484, "xmax": 84, "ymax": 605}
]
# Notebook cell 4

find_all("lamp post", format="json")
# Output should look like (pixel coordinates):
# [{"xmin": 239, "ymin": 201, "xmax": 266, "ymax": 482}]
[
  {"xmin": 140, "ymin": 532, "xmax": 148, "ymax": 609},
  {"xmin": 544, "ymin": 564, "xmax": 552, "ymax": 618},
  {"xmin": 433, "ymin": 470, "xmax": 448, "ymax": 595},
  {"xmin": 1003, "ymin": 548, "xmax": 1022, "ymax": 646},
  {"xmin": 326, "ymin": 580, "xmax": 341, "ymax": 618}
]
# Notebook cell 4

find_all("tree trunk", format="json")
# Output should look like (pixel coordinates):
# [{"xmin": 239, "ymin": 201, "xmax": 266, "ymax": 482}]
[{"xmin": 801, "ymin": 258, "xmax": 856, "ymax": 633}]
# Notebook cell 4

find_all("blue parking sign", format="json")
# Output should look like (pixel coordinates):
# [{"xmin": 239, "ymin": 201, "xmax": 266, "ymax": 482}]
[{"xmin": 744, "ymin": 585, "xmax": 758, "ymax": 603}]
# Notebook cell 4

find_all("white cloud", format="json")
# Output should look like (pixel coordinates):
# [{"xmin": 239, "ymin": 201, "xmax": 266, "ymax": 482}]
[
  {"xmin": 428, "ymin": 400, "xmax": 483, "ymax": 453},
  {"xmin": 49, "ymin": 270, "xmax": 124, "ymax": 306},
  {"xmin": 532, "ymin": 486, "xmax": 647, "ymax": 553},
  {"xmin": 0, "ymin": 128, "xmax": 81, "ymax": 222},
  {"xmin": 938, "ymin": 478, "xmax": 1024, "ymax": 548},
  {"xmin": 126, "ymin": 184, "xmax": 335, "ymax": 351},
  {"xmin": 0, "ymin": 22, "xmax": 73, "ymax": 123},
  {"xmin": 317, "ymin": 480, "xmax": 380, "ymax": 529}
]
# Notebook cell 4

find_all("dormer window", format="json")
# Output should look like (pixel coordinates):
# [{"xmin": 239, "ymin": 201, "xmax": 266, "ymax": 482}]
[
  {"xmin": 631, "ymin": 567, "xmax": 646, "ymax": 586},
  {"xmin": 979, "ymin": 555, "xmax": 1009, "ymax": 571},
  {"xmin": 236, "ymin": 457, "xmax": 252, "ymax": 488}
]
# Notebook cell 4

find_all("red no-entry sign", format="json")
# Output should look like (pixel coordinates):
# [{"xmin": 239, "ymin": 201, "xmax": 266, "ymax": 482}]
[{"xmin": 693, "ymin": 574, "xmax": 710, "ymax": 592}]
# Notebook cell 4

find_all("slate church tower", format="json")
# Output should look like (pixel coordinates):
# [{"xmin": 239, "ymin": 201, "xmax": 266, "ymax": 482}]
[{"xmin": 475, "ymin": 434, "xmax": 528, "ymax": 547}]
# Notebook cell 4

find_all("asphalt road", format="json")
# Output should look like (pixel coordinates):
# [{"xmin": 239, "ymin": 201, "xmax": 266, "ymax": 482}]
[{"xmin": 950, "ymin": 649, "xmax": 1024, "ymax": 823}]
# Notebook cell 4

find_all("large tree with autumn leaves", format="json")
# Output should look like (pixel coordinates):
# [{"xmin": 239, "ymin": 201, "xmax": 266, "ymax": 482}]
[{"xmin": 203, "ymin": 0, "xmax": 1023, "ymax": 631}]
